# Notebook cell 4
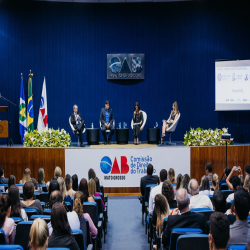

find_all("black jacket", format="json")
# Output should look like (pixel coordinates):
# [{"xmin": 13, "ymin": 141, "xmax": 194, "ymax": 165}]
[
  {"xmin": 162, "ymin": 211, "xmax": 205, "ymax": 249},
  {"xmin": 100, "ymin": 108, "xmax": 114, "ymax": 126},
  {"xmin": 140, "ymin": 175, "xmax": 158, "ymax": 196},
  {"xmin": 0, "ymin": 176, "xmax": 8, "ymax": 184},
  {"xmin": 70, "ymin": 112, "xmax": 85, "ymax": 129},
  {"xmin": 48, "ymin": 233, "xmax": 80, "ymax": 250}
]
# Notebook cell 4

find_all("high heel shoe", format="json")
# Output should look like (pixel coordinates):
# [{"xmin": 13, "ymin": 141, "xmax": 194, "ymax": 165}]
[{"xmin": 159, "ymin": 137, "xmax": 164, "ymax": 145}]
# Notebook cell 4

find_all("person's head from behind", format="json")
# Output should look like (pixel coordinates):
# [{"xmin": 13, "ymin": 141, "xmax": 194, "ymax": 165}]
[
  {"xmin": 212, "ymin": 191, "xmax": 226, "ymax": 213},
  {"xmin": 73, "ymin": 191, "xmax": 84, "ymax": 218},
  {"xmin": 231, "ymin": 176, "xmax": 241, "ymax": 192},
  {"xmin": 134, "ymin": 102, "xmax": 140, "ymax": 112},
  {"xmin": 88, "ymin": 168, "xmax": 96, "ymax": 180},
  {"xmin": 168, "ymin": 168, "xmax": 175, "ymax": 184},
  {"xmin": 224, "ymin": 166, "xmax": 231, "ymax": 178},
  {"xmin": 105, "ymin": 100, "xmax": 110, "ymax": 110},
  {"xmin": 30, "ymin": 218, "xmax": 49, "ymax": 250},
  {"xmin": 0, "ymin": 194, "xmax": 11, "ymax": 228},
  {"xmin": 54, "ymin": 166, "xmax": 62, "ymax": 178},
  {"xmin": 234, "ymin": 188, "xmax": 250, "ymax": 221},
  {"xmin": 65, "ymin": 174, "xmax": 72, "ymax": 191},
  {"xmin": 23, "ymin": 181, "xmax": 34, "ymax": 200},
  {"xmin": 8, "ymin": 175, "xmax": 16, "ymax": 189},
  {"xmin": 159, "ymin": 169, "xmax": 168, "ymax": 183},
  {"xmin": 51, "ymin": 202, "xmax": 71, "ymax": 235},
  {"xmin": 200, "ymin": 175, "xmax": 210, "ymax": 191},
  {"xmin": 205, "ymin": 162, "xmax": 212, "ymax": 175},
  {"xmin": 243, "ymin": 174, "xmax": 250, "ymax": 193},
  {"xmin": 37, "ymin": 168, "xmax": 45, "ymax": 184},
  {"xmin": 57, "ymin": 177, "xmax": 67, "ymax": 199},
  {"xmin": 181, "ymin": 174, "xmax": 190, "ymax": 191},
  {"xmin": 49, "ymin": 190, "xmax": 63, "ymax": 208},
  {"xmin": 88, "ymin": 178, "xmax": 96, "ymax": 197},
  {"xmin": 72, "ymin": 174, "xmax": 78, "ymax": 191},
  {"xmin": 9, "ymin": 185, "xmax": 22, "ymax": 217},
  {"xmin": 212, "ymin": 174, "xmax": 219, "ymax": 191},
  {"xmin": 23, "ymin": 168, "xmax": 31, "ymax": 183},
  {"xmin": 176, "ymin": 174, "xmax": 183, "ymax": 190},
  {"xmin": 0, "ymin": 166, "xmax": 4, "ymax": 177},
  {"xmin": 209, "ymin": 212, "xmax": 229, "ymax": 250},
  {"xmin": 245, "ymin": 165, "xmax": 250, "ymax": 175},
  {"xmin": 176, "ymin": 188, "xmax": 190, "ymax": 212},
  {"xmin": 188, "ymin": 179, "xmax": 199, "ymax": 196},
  {"xmin": 79, "ymin": 178, "xmax": 89, "ymax": 201},
  {"xmin": 147, "ymin": 164, "xmax": 153, "ymax": 176},
  {"xmin": 162, "ymin": 180, "xmax": 175, "ymax": 202},
  {"xmin": 49, "ymin": 179, "xmax": 60, "ymax": 198},
  {"xmin": 94, "ymin": 177, "xmax": 101, "ymax": 193}
]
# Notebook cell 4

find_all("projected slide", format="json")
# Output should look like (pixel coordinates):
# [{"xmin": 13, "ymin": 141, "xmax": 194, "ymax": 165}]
[{"xmin": 215, "ymin": 60, "xmax": 250, "ymax": 111}]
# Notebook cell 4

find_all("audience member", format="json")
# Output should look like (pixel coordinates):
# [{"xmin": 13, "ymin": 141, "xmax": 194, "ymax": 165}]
[
  {"xmin": 65, "ymin": 174, "xmax": 76, "ymax": 197},
  {"xmin": 176, "ymin": 174, "xmax": 183, "ymax": 191},
  {"xmin": 94, "ymin": 177, "xmax": 101, "ymax": 193},
  {"xmin": 209, "ymin": 212, "xmax": 230, "ymax": 250},
  {"xmin": 20, "ymin": 168, "xmax": 31, "ymax": 184},
  {"xmin": 37, "ymin": 168, "xmax": 48, "ymax": 192},
  {"xmin": 88, "ymin": 168, "xmax": 96, "ymax": 180},
  {"xmin": 48, "ymin": 202, "xmax": 79, "ymax": 249},
  {"xmin": 0, "ymin": 166, "xmax": 8, "ymax": 184},
  {"xmin": 0, "ymin": 194, "xmax": 15, "ymax": 244},
  {"xmin": 51, "ymin": 166, "xmax": 62, "ymax": 181},
  {"xmin": 79, "ymin": 178, "xmax": 89, "ymax": 202},
  {"xmin": 226, "ymin": 168, "xmax": 242, "ymax": 202},
  {"xmin": 168, "ymin": 168, "xmax": 176, "ymax": 184},
  {"xmin": 73, "ymin": 191, "xmax": 97, "ymax": 249},
  {"xmin": 162, "ymin": 188, "xmax": 205, "ymax": 249},
  {"xmin": 199, "ymin": 175, "xmax": 210, "ymax": 196},
  {"xmin": 227, "ymin": 189, "xmax": 250, "ymax": 247},
  {"xmin": 57, "ymin": 177, "xmax": 72, "ymax": 210},
  {"xmin": 180, "ymin": 174, "xmax": 191, "ymax": 198},
  {"xmin": 9, "ymin": 185, "xmax": 28, "ymax": 221},
  {"xmin": 21, "ymin": 181, "xmax": 43, "ymax": 214},
  {"xmin": 205, "ymin": 162, "xmax": 213, "ymax": 182},
  {"xmin": 6, "ymin": 175, "xmax": 16, "ymax": 192},
  {"xmin": 245, "ymin": 165, "xmax": 250, "ymax": 175},
  {"xmin": 162, "ymin": 180, "xmax": 177, "ymax": 208},
  {"xmin": 211, "ymin": 174, "xmax": 219, "ymax": 192},
  {"xmin": 72, "ymin": 174, "xmax": 79, "ymax": 191},
  {"xmin": 140, "ymin": 164, "xmax": 158, "ymax": 197},
  {"xmin": 243, "ymin": 174, "xmax": 250, "ymax": 193},
  {"xmin": 29, "ymin": 218, "xmax": 49, "ymax": 250},
  {"xmin": 149, "ymin": 169, "xmax": 168, "ymax": 215},
  {"xmin": 88, "ymin": 178, "xmax": 105, "ymax": 209},
  {"xmin": 48, "ymin": 179, "xmax": 60, "ymax": 200},
  {"xmin": 189, "ymin": 179, "xmax": 213, "ymax": 209},
  {"xmin": 219, "ymin": 166, "xmax": 231, "ymax": 189}
]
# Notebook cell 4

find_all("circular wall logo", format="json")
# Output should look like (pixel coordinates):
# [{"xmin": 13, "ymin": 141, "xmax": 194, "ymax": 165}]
[
  {"xmin": 100, "ymin": 156, "xmax": 112, "ymax": 174},
  {"xmin": 109, "ymin": 57, "xmax": 121, "ymax": 73},
  {"xmin": 28, "ymin": 101, "xmax": 34, "ymax": 118}
]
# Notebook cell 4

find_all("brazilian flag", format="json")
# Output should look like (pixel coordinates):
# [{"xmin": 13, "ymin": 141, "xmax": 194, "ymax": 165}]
[
  {"xmin": 19, "ymin": 75, "xmax": 27, "ymax": 143},
  {"xmin": 27, "ymin": 72, "xmax": 34, "ymax": 132}
]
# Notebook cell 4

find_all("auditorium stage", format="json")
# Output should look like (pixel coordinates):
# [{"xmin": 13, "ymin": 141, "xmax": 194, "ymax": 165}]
[{"xmin": 1, "ymin": 143, "xmax": 250, "ymax": 195}]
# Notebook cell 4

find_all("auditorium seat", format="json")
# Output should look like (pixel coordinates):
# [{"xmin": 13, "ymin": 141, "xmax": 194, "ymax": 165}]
[
  {"xmin": 39, "ymin": 192, "xmax": 49, "ymax": 203},
  {"xmin": 228, "ymin": 245, "xmax": 247, "ymax": 250},
  {"xmin": 43, "ymin": 208, "xmax": 51, "ymax": 215},
  {"xmin": 94, "ymin": 196, "xmax": 106, "ymax": 242},
  {"xmin": 30, "ymin": 215, "xmax": 51, "ymax": 223},
  {"xmin": 220, "ymin": 183, "xmax": 229, "ymax": 190},
  {"xmin": 11, "ymin": 217, "xmax": 23, "ymax": 224},
  {"xmin": 227, "ymin": 200, "xmax": 233, "ymax": 210},
  {"xmin": 165, "ymin": 112, "xmax": 181, "ymax": 145},
  {"xmin": 23, "ymin": 208, "xmax": 38, "ymax": 219},
  {"xmin": 0, "ymin": 246, "xmax": 24, "ymax": 250},
  {"xmin": 65, "ymin": 201, "xmax": 72, "ymax": 212},
  {"xmin": 15, "ymin": 221, "xmax": 33, "ymax": 250},
  {"xmin": 0, "ymin": 229, "xmax": 6, "ymax": 245},
  {"xmin": 221, "ymin": 190, "xmax": 234, "ymax": 199},
  {"xmin": 69, "ymin": 116, "xmax": 86, "ymax": 146},
  {"xmin": 0, "ymin": 184, "xmax": 7, "ymax": 192},
  {"xmin": 177, "ymin": 234, "xmax": 209, "ymax": 250},
  {"xmin": 85, "ymin": 217, "xmax": 97, "ymax": 250}
]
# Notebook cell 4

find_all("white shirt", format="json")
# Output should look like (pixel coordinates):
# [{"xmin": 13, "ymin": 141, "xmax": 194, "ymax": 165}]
[
  {"xmin": 48, "ymin": 211, "xmax": 80, "ymax": 235},
  {"xmin": 189, "ymin": 194, "xmax": 213, "ymax": 210},
  {"xmin": 149, "ymin": 182, "xmax": 163, "ymax": 215},
  {"xmin": 226, "ymin": 193, "xmax": 234, "ymax": 203},
  {"xmin": 199, "ymin": 190, "xmax": 210, "ymax": 197}
]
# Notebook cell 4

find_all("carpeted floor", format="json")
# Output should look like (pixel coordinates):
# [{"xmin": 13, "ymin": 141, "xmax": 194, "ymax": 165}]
[{"xmin": 102, "ymin": 196, "xmax": 148, "ymax": 250}]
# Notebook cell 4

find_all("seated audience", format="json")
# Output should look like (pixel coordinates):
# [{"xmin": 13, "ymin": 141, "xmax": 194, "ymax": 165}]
[
  {"xmin": 29, "ymin": 218, "xmax": 49, "ymax": 250},
  {"xmin": 20, "ymin": 168, "xmax": 31, "ymax": 184},
  {"xmin": 88, "ymin": 168, "xmax": 96, "ymax": 180},
  {"xmin": 140, "ymin": 164, "xmax": 158, "ymax": 197},
  {"xmin": 209, "ymin": 212, "xmax": 230, "ymax": 250},
  {"xmin": 9, "ymin": 185, "xmax": 28, "ymax": 221},
  {"xmin": 57, "ymin": 177, "xmax": 71, "ymax": 210},
  {"xmin": 219, "ymin": 166, "xmax": 231, "ymax": 189},
  {"xmin": 6, "ymin": 175, "xmax": 16, "ymax": 192},
  {"xmin": 79, "ymin": 178, "xmax": 89, "ymax": 202},
  {"xmin": 51, "ymin": 166, "xmax": 62, "ymax": 181},
  {"xmin": 176, "ymin": 174, "xmax": 183, "ymax": 191},
  {"xmin": 199, "ymin": 175, "xmax": 210, "ymax": 196},
  {"xmin": 189, "ymin": 179, "xmax": 213, "ymax": 209},
  {"xmin": 48, "ymin": 202, "xmax": 79, "ymax": 250},
  {"xmin": 65, "ymin": 174, "xmax": 76, "ymax": 197},
  {"xmin": 149, "ymin": 169, "xmax": 168, "ymax": 215},
  {"xmin": 227, "ymin": 188, "xmax": 250, "ymax": 247},
  {"xmin": 0, "ymin": 166, "xmax": 8, "ymax": 184},
  {"xmin": 180, "ymin": 174, "xmax": 191, "ymax": 198},
  {"xmin": 205, "ymin": 162, "xmax": 213, "ymax": 182},
  {"xmin": 72, "ymin": 174, "xmax": 79, "ymax": 191},
  {"xmin": 37, "ymin": 168, "xmax": 48, "ymax": 192},
  {"xmin": 0, "ymin": 194, "xmax": 15, "ymax": 244},
  {"xmin": 211, "ymin": 174, "xmax": 219, "ymax": 192},
  {"xmin": 21, "ymin": 181, "xmax": 43, "ymax": 214},
  {"xmin": 226, "ymin": 168, "xmax": 242, "ymax": 202},
  {"xmin": 168, "ymin": 168, "xmax": 176, "ymax": 184},
  {"xmin": 88, "ymin": 178, "xmax": 105, "ymax": 209},
  {"xmin": 162, "ymin": 188, "xmax": 205, "ymax": 249},
  {"xmin": 48, "ymin": 179, "xmax": 60, "ymax": 199},
  {"xmin": 162, "ymin": 180, "xmax": 177, "ymax": 208},
  {"xmin": 73, "ymin": 191, "xmax": 97, "ymax": 249},
  {"xmin": 47, "ymin": 190, "xmax": 80, "ymax": 235}
]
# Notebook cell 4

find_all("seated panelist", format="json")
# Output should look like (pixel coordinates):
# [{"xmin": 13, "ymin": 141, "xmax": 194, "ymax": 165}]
[
  {"xmin": 161, "ymin": 101, "xmax": 179, "ymax": 145},
  {"xmin": 100, "ymin": 100, "xmax": 115, "ymax": 144},
  {"xmin": 132, "ymin": 102, "xmax": 143, "ymax": 145},
  {"xmin": 70, "ymin": 104, "xmax": 85, "ymax": 147}
]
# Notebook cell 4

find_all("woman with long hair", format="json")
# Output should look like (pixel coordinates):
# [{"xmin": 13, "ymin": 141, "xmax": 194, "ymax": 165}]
[
  {"xmin": 243, "ymin": 174, "xmax": 250, "ymax": 193},
  {"xmin": 132, "ymin": 102, "xmax": 143, "ymax": 145},
  {"xmin": 211, "ymin": 174, "xmax": 219, "ymax": 192},
  {"xmin": 6, "ymin": 175, "xmax": 16, "ymax": 192},
  {"xmin": 9, "ymin": 185, "xmax": 28, "ymax": 221},
  {"xmin": 65, "ymin": 174, "xmax": 76, "ymax": 197},
  {"xmin": 79, "ymin": 178, "xmax": 89, "ymax": 202},
  {"xmin": 29, "ymin": 218, "xmax": 49, "ymax": 250},
  {"xmin": 73, "ymin": 191, "xmax": 97, "ymax": 249},
  {"xmin": 88, "ymin": 168, "xmax": 96, "ymax": 180},
  {"xmin": 48, "ymin": 203, "xmax": 79, "ymax": 249},
  {"xmin": 0, "ymin": 194, "xmax": 15, "ymax": 244},
  {"xmin": 162, "ymin": 180, "xmax": 177, "ymax": 208},
  {"xmin": 57, "ymin": 177, "xmax": 71, "ymax": 210},
  {"xmin": 37, "ymin": 168, "xmax": 48, "ymax": 192},
  {"xmin": 161, "ymin": 101, "xmax": 179, "ymax": 145},
  {"xmin": 72, "ymin": 174, "xmax": 79, "ymax": 191},
  {"xmin": 199, "ymin": 175, "xmax": 210, "ymax": 196},
  {"xmin": 176, "ymin": 174, "xmax": 183, "ymax": 190},
  {"xmin": 168, "ymin": 168, "xmax": 176, "ymax": 184},
  {"xmin": 88, "ymin": 178, "xmax": 105, "ymax": 209},
  {"xmin": 20, "ymin": 168, "xmax": 31, "ymax": 184}
]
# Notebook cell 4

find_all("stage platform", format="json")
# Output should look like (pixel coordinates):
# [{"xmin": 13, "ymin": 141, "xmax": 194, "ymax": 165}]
[{"xmin": 0, "ymin": 142, "xmax": 250, "ymax": 195}]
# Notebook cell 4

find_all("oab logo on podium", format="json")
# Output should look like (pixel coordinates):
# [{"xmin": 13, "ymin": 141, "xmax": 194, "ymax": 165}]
[{"xmin": 107, "ymin": 54, "xmax": 145, "ymax": 80}]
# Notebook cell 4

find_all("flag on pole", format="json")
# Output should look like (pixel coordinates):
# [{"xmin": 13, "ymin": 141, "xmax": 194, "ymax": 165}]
[
  {"xmin": 19, "ymin": 74, "xmax": 27, "ymax": 143},
  {"xmin": 37, "ymin": 77, "xmax": 48, "ymax": 131},
  {"xmin": 27, "ymin": 71, "xmax": 34, "ymax": 132}
]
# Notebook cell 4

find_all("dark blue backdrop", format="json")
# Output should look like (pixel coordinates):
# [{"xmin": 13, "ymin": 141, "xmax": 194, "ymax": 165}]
[{"xmin": 0, "ymin": 1, "xmax": 250, "ymax": 144}]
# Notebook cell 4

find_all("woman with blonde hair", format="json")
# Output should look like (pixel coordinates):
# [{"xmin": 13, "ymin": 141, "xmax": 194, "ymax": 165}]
[
  {"xmin": 29, "ymin": 218, "xmax": 49, "ymax": 250},
  {"xmin": 57, "ymin": 177, "xmax": 72, "ymax": 209},
  {"xmin": 53, "ymin": 166, "xmax": 62, "ymax": 180},
  {"xmin": 211, "ymin": 174, "xmax": 219, "ymax": 193},
  {"xmin": 243, "ymin": 174, "xmax": 250, "ymax": 193},
  {"xmin": 160, "ymin": 101, "xmax": 179, "ymax": 145},
  {"xmin": 88, "ymin": 178, "xmax": 104, "ymax": 208},
  {"xmin": 176, "ymin": 174, "xmax": 183, "ymax": 190},
  {"xmin": 168, "ymin": 168, "xmax": 176, "ymax": 184},
  {"xmin": 20, "ymin": 168, "xmax": 31, "ymax": 184}
]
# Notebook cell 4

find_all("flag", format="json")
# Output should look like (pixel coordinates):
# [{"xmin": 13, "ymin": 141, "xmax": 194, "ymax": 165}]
[
  {"xmin": 19, "ymin": 75, "xmax": 27, "ymax": 143},
  {"xmin": 27, "ymin": 71, "xmax": 34, "ymax": 132},
  {"xmin": 37, "ymin": 77, "xmax": 48, "ymax": 131}
]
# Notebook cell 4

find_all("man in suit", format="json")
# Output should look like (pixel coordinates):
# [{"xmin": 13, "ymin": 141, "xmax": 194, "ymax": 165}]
[
  {"xmin": 100, "ymin": 100, "xmax": 115, "ymax": 144},
  {"xmin": 70, "ymin": 105, "xmax": 85, "ymax": 147},
  {"xmin": 162, "ymin": 188, "xmax": 205, "ymax": 249},
  {"xmin": 140, "ymin": 164, "xmax": 158, "ymax": 197},
  {"xmin": 0, "ymin": 166, "xmax": 8, "ymax": 184}
]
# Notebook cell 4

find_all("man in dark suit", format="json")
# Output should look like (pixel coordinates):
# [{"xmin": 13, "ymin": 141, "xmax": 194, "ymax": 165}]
[
  {"xmin": 70, "ymin": 105, "xmax": 85, "ymax": 147},
  {"xmin": 140, "ymin": 164, "xmax": 158, "ymax": 197},
  {"xmin": 100, "ymin": 100, "xmax": 115, "ymax": 144},
  {"xmin": 0, "ymin": 166, "xmax": 8, "ymax": 184},
  {"xmin": 162, "ymin": 188, "xmax": 205, "ymax": 249}
]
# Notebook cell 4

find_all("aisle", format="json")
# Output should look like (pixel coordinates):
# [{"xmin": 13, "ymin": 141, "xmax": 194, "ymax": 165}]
[{"xmin": 102, "ymin": 196, "xmax": 148, "ymax": 250}]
